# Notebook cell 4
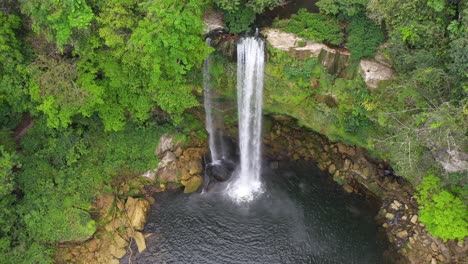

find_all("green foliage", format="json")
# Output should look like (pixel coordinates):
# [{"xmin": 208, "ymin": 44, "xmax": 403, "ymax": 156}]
[
  {"xmin": 346, "ymin": 16, "xmax": 384, "ymax": 60},
  {"xmin": 274, "ymin": 9, "xmax": 344, "ymax": 45},
  {"xmin": 0, "ymin": 147, "xmax": 18, "ymax": 197},
  {"xmin": 0, "ymin": 12, "xmax": 31, "ymax": 115},
  {"xmin": 316, "ymin": 0, "xmax": 368, "ymax": 18},
  {"xmin": 0, "ymin": 117, "xmax": 171, "ymax": 261},
  {"xmin": 224, "ymin": 7, "xmax": 256, "ymax": 34},
  {"xmin": 29, "ymin": 56, "xmax": 86, "ymax": 128},
  {"xmin": 367, "ymin": 0, "xmax": 448, "ymax": 49},
  {"xmin": 20, "ymin": 0, "xmax": 94, "ymax": 47},
  {"xmin": 126, "ymin": 0, "xmax": 210, "ymax": 123},
  {"xmin": 214, "ymin": 0, "xmax": 285, "ymax": 33},
  {"xmin": 417, "ymin": 175, "xmax": 468, "ymax": 240},
  {"xmin": 24, "ymin": 0, "xmax": 211, "ymax": 130},
  {"xmin": 0, "ymin": 146, "xmax": 19, "ymax": 254},
  {"xmin": 214, "ymin": 0, "xmax": 284, "ymax": 13}
]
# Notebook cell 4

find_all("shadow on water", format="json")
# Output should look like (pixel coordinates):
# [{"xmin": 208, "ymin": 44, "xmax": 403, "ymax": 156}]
[{"xmin": 122, "ymin": 161, "xmax": 393, "ymax": 264}]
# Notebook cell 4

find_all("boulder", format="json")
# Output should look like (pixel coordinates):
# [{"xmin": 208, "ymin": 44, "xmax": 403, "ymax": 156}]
[
  {"xmin": 133, "ymin": 232, "xmax": 147, "ymax": 253},
  {"xmin": 396, "ymin": 230, "xmax": 408, "ymax": 238},
  {"xmin": 359, "ymin": 59, "xmax": 394, "ymax": 88},
  {"xmin": 95, "ymin": 194, "xmax": 114, "ymax": 218},
  {"xmin": 155, "ymin": 135, "xmax": 175, "ymax": 157},
  {"xmin": 262, "ymin": 28, "xmax": 302, "ymax": 51},
  {"xmin": 385, "ymin": 213, "xmax": 395, "ymax": 220},
  {"xmin": 433, "ymin": 148, "xmax": 468, "ymax": 173},
  {"xmin": 203, "ymin": 9, "xmax": 224, "ymax": 34},
  {"xmin": 125, "ymin": 197, "xmax": 150, "ymax": 231},
  {"xmin": 157, "ymin": 167, "xmax": 178, "ymax": 182},
  {"xmin": 109, "ymin": 244, "xmax": 126, "ymax": 259},
  {"xmin": 187, "ymin": 160, "xmax": 203, "ymax": 175},
  {"xmin": 181, "ymin": 175, "xmax": 203, "ymax": 193}
]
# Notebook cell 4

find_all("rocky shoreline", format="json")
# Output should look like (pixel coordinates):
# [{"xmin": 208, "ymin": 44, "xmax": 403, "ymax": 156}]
[
  {"xmin": 57, "ymin": 122, "xmax": 466, "ymax": 263},
  {"xmin": 262, "ymin": 116, "xmax": 467, "ymax": 264}
]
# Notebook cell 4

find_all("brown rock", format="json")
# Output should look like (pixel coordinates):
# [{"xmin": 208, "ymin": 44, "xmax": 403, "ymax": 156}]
[
  {"xmin": 125, "ymin": 197, "xmax": 150, "ymax": 231},
  {"xmin": 109, "ymin": 244, "xmax": 126, "ymax": 259},
  {"xmin": 336, "ymin": 143, "xmax": 356, "ymax": 156},
  {"xmin": 396, "ymin": 230, "xmax": 408, "ymax": 238},
  {"xmin": 187, "ymin": 160, "xmax": 203, "ymax": 175},
  {"xmin": 156, "ymin": 135, "xmax": 175, "ymax": 157},
  {"xmin": 87, "ymin": 239, "xmax": 100, "ymax": 253},
  {"xmin": 157, "ymin": 167, "xmax": 178, "ymax": 182},
  {"xmin": 181, "ymin": 175, "xmax": 203, "ymax": 193},
  {"xmin": 437, "ymin": 254, "xmax": 445, "ymax": 261},
  {"xmin": 410, "ymin": 215, "xmax": 418, "ymax": 224},
  {"xmin": 113, "ymin": 234, "xmax": 128, "ymax": 249},
  {"xmin": 133, "ymin": 231, "xmax": 147, "ymax": 253},
  {"xmin": 343, "ymin": 159, "xmax": 352, "ymax": 170},
  {"xmin": 328, "ymin": 164, "xmax": 336, "ymax": 174},
  {"xmin": 108, "ymin": 259, "xmax": 120, "ymax": 264},
  {"xmin": 95, "ymin": 194, "xmax": 115, "ymax": 218},
  {"xmin": 431, "ymin": 242, "xmax": 439, "ymax": 252},
  {"xmin": 385, "ymin": 213, "xmax": 395, "ymax": 220}
]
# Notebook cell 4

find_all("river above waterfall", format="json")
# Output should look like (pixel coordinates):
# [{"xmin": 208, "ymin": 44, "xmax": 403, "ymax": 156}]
[{"xmin": 124, "ymin": 161, "xmax": 392, "ymax": 264}]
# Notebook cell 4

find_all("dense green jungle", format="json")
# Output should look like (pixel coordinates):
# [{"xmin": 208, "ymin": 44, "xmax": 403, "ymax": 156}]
[{"xmin": 0, "ymin": 0, "xmax": 466, "ymax": 263}]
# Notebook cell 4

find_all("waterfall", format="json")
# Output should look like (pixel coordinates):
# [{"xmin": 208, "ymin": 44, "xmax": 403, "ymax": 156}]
[
  {"xmin": 227, "ymin": 36, "xmax": 265, "ymax": 202},
  {"xmin": 203, "ymin": 38, "xmax": 221, "ymax": 164}
]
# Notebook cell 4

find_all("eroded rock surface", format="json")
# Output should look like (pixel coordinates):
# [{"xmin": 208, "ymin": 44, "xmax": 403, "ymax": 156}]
[
  {"xmin": 203, "ymin": 9, "xmax": 224, "ymax": 34},
  {"xmin": 144, "ymin": 134, "xmax": 206, "ymax": 193},
  {"xmin": 262, "ymin": 28, "xmax": 350, "ymax": 76},
  {"xmin": 359, "ymin": 59, "xmax": 394, "ymax": 88}
]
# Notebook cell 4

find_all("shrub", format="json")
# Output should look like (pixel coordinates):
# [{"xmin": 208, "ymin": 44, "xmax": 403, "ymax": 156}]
[
  {"xmin": 346, "ymin": 16, "xmax": 385, "ymax": 60},
  {"xmin": 274, "ymin": 9, "xmax": 344, "ymax": 46},
  {"xmin": 416, "ymin": 175, "xmax": 468, "ymax": 240},
  {"xmin": 224, "ymin": 8, "xmax": 256, "ymax": 34}
]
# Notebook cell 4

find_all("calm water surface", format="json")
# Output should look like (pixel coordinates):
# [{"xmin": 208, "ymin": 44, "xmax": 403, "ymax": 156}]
[{"xmin": 124, "ymin": 162, "xmax": 390, "ymax": 264}]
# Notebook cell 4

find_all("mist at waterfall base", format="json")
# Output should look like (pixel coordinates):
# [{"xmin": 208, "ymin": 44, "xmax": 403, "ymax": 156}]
[{"xmin": 123, "ymin": 162, "xmax": 390, "ymax": 263}]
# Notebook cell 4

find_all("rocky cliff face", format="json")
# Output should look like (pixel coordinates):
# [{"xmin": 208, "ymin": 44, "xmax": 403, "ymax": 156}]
[{"xmin": 262, "ymin": 28, "xmax": 394, "ymax": 84}]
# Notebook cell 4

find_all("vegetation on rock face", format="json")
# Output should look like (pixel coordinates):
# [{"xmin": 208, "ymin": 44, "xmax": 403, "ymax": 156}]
[
  {"xmin": 416, "ymin": 175, "xmax": 467, "ymax": 240},
  {"xmin": 273, "ymin": 9, "xmax": 344, "ymax": 45},
  {"xmin": 345, "ymin": 15, "xmax": 384, "ymax": 60}
]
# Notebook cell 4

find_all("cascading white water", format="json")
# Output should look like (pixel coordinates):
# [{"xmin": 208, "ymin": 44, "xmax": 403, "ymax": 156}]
[
  {"xmin": 227, "ymin": 36, "xmax": 265, "ymax": 202},
  {"xmin": 203, "ymin": 38, "xmax": 221, "ymax": 163}
]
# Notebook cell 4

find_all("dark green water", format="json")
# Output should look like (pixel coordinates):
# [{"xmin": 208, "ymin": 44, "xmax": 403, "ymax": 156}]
[{"xmin": 124, "ymin": 162, "xmax": 391, "ymax": 264}]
